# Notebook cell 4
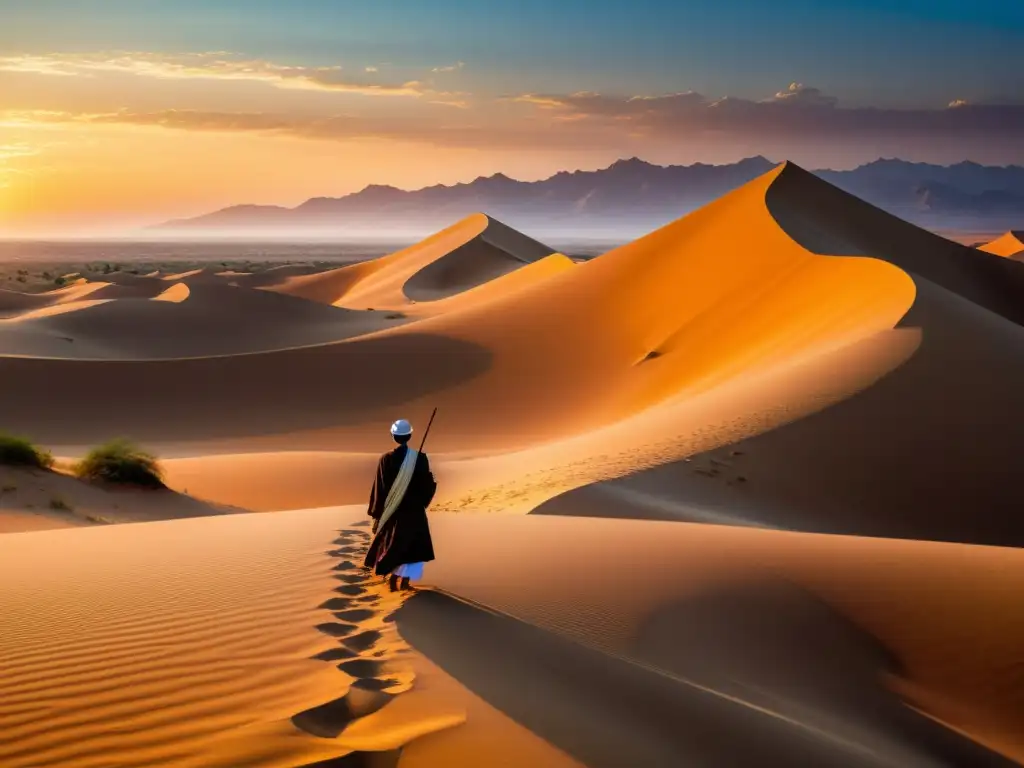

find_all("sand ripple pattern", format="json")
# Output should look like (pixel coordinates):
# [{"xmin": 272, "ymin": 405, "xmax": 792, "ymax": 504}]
[{"xmin": 0, "ymin": 513, "xmax": 459, "ymax": 767}]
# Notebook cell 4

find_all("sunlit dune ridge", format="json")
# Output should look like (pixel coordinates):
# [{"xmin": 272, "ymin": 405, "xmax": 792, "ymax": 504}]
[{"xmin": 978, "ymin": 230, "xmax": 1024, "ymax": 260}]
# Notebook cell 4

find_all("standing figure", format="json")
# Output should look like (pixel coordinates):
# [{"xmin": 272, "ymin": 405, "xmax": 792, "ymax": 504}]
[{"xmin": 363, "ymin": 418, "xmax": 437, "ymax": 591}]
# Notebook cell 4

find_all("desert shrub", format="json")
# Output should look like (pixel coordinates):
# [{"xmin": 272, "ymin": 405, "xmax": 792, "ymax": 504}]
[
  {"xmin": 54, "ymin": 276, "xmax": 66, "ymax": 286},
  {"xmin": 75, "ymin": 438, "xmax": 165, "ymax": 488},
  {"xmin": 49, "ymin": 496, "xmax": 71, "ymax": 511},
  {"xmin": 0, "ymin": 433, "xmax": 55, "ymax": 469}
]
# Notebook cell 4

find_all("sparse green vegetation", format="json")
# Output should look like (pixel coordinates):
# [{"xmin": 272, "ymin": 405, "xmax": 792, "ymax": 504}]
[
  {"xmin": 54, "ymin": 276, "xmax": 66, "ymax": 286},
  {"xmin": 49, "ymin": 496, "xmax": 72, "ymax": 512},
  {"xmin": 0, "ymin": 433, "xmax": 55, "ymax": 469},
  {"xmin": 74, "ymin": 438, "xmax": 165, "ymax": 488}
]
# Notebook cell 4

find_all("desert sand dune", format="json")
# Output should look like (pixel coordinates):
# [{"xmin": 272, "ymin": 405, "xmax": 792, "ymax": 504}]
[
  {"xmin": 152, "ymin": 282, "xmax": 190, "ymax": 302},
  {"xmin": 0, "ymin": 282, "xmax": 113, "ymax": 319},
  {"xmin": 0, "ymin": 282, "xmax": 408, "ymax": 359},
  {"xmin": 0, "ymin": 509, "xmax": 585, "ymax": 767},
  {"xmin": 978, "ymin": 231, "xmax": 1024, "ymax": 260},
  {"xmin": 262, "ymin": 258, "xmax": 385, "ymax": 306},
  {"xmin": 78, "ymin": 271, "xmax": 175, "ymax": 299},
  {"xmin": 267, "ymin": 213, "xmax": 556, "ymax": 309},
  {"xmin": 0, "ymin": 288, "xmax": 54, "ymax": 318},
  {"xmin": 233, "ymin": 263, "xmax": 322, "ymax": 287},
  {"xmin": 766, "ymin": 165, "xmax": 1024, "ymax": 326},
  {"xmin": 161, "ymin": 451, "xmax": 382, "ymax": 512},
  {"xmin": 2, "ymin": 508, "xmax": 1018, "ymax": 765},
  {"xmin": 0, "ymin": 464, "xmax": 241, "ymax": 531},
  {"xmin": 0, "ymin": 330, "xmax": 490, "ymax": 447},
  {"xmin": 402, "ymin": 215, "xmax": 555, "ymax": 301},
  {"xmin": 160, "ymin": 267, "xmax": 209, "ymax": 281},
  {"xmin": 398, "ymin": 252, "xmax": 575, "ymax": 319},
  {"xmin": 421, "ymin": 513, "xmax": 1024, "ymax": 764},
  {"xmin": 534, "ymin": 163, "xmax": 1024, "ymax": 547}
]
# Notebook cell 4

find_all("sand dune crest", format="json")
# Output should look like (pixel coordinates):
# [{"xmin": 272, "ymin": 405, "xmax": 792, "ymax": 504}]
[{"xmin": 978, "ymin": 231, "xmax": 1024, "ymax": 260}]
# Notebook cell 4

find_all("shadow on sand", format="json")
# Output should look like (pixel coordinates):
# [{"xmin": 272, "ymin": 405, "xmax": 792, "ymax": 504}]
[{"xmin": 394, "ymin": 581, "xmax": 1014, "ymax": 768}]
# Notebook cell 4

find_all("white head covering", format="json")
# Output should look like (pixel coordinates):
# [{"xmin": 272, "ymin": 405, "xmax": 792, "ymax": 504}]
[{"xmin": 390, "ymin": 418, "xmax": 413, "ymax": 437}]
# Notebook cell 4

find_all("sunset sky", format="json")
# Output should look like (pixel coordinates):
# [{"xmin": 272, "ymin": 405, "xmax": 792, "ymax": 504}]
[{"xmin": 1, "ymin": 0, "xmax": 1023, "ymax": 235}]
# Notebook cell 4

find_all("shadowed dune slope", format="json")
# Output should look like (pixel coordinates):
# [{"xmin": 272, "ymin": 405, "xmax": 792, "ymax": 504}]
[
  {"xmin": 0, "ymin": 330, "xmax": 490, "ymax": 446},
  {"xmin": 234, "ymin": 264, "xmax": 322, "ymax": 287},
  {"xmin": 266, "ymin": 214, "xmax": 555, "ymax": 308},
  {"xmin": 0, "ymin": 282, "xmax": 112, "ymax": 319},
  {"xmin": 0, "ymin": 289, "xmax": 54, "ymax": 317},
  {"xmin": 978, "ymin": 231, "xmax": 1024, "ymax": 260},
  {"xmin": 402, "ymin": 215, "xmax": 556, "ymax": 301},
  {"xmin": 535, "ymin": 163, "xmax": 1024, "ymax": 547},
  {"xmin": 765, "ymin": 164, "xmax": 1024, "ymax": 326},
  {"xmin": 422, "ymin": 514, "xmax": 1024, "ymax": 765},
  {"xmin": 0, "ymin": 283, "xmax": 408, "ymax": 358},
  {"xmin": 400, "ymin": 253, "xmax": 575, "ymax": 318}
]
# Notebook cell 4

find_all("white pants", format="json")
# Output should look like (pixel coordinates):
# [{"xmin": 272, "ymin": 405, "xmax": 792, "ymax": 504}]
[{"xmin": 392, "ymin": 562, "xmax": 425, "ymax": 580}]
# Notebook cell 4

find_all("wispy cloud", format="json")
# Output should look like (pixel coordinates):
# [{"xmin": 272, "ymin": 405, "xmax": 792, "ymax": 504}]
[
  {"xmin": 0, "ymin": 107, "xmax": 615, "ymax": 151},
  {"xmin": 0, "ymin": 142, "xmax": 39, "ymax": 161},
  {"xmin": 431, "ymin": 61, "xmax": 465, "ymax": 73},
  {"xmin": 0, "ymin": 51, "xmax": 429, "ymax": 97}
]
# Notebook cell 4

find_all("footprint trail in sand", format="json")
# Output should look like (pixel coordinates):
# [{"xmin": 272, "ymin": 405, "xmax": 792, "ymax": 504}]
[{"xmin": 290, "ymin": 524, "xmax": 463, "ymax": 767}]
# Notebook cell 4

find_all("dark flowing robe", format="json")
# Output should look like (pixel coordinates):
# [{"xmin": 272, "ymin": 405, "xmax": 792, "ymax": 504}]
[{"xmin": 362, "ymin": 444, "xmax": 437, "ymax": 576}]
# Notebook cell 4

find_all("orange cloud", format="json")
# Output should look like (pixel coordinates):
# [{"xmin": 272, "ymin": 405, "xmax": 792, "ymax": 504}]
[
  {"xmin": 0, "ymin": 107, "xmax": 611, "ymax": 151},
  {"xmin": 0, "ymin": 52, "xmax": 429, "ymax": 97}
]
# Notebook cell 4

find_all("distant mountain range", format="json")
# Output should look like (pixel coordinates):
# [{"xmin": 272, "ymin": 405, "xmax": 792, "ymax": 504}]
[{"xmin": 154, "ymin": 157, "xmax": 1024, "ymax": 238}]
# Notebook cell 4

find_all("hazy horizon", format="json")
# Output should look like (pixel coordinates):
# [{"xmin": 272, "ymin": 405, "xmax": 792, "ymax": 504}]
[{"xmin": 3, "ymin": 152, "xmax": 1023, "ymax": 241}]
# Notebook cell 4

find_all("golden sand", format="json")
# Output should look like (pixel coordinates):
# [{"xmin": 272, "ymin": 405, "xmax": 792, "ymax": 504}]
[{"xmin": 978, "ymin": 231, "xmax": 1024, "ymax": 259}]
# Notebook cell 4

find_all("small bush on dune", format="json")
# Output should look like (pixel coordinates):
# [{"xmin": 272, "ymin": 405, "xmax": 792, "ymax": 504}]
[
  {"xmin": 75, "ymin": 438, "xmax": 165, "ymax": 488},
  {"xmin": 0, "ymin": 433, "xmax": 55, "ymax": 469}
]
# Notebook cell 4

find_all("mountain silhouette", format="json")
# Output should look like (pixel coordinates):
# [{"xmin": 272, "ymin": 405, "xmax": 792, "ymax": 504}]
[{"xmin": 155, "ymin": 156, "xmax": 1024, "ymax": 237}]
